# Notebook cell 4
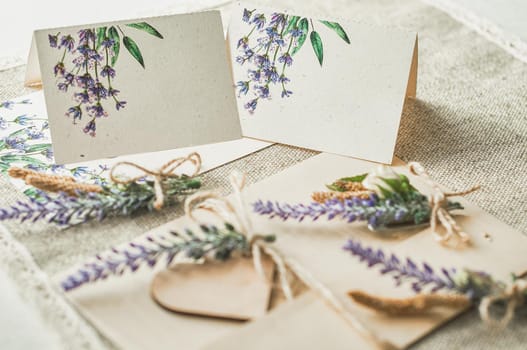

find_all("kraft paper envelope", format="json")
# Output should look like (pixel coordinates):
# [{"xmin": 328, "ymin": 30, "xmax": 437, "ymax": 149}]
[
  {"xmin": 26, "ymin": 11, "xmax": 242, "ymax": 164},
  {"xmin": 0, "ymin": 91, "xmax": 271, "ymax": 196},
  {"xmin": 60, "ymin": 153, "xmax": 527, "ymax": 349},
  {"xmin": 228, "ymin": 2, "xmax": 418, "ymax": 164}
]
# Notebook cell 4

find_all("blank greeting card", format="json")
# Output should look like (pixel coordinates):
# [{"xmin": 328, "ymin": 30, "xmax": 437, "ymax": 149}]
[
  {"xmin": 228, "ymin": 2, "xmax": 418, "ymax": 164},
  {"xmin": 26, "ymin": 11, "xmax": 242, "ymax": 164}
]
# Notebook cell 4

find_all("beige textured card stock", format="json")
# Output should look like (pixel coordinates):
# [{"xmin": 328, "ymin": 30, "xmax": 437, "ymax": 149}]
[
  {"xmin": 61, "ymin": 153, "xmax": 527, "ymax": 349},
  {"xmin": 228, "ymin": 2, "xmax": 418, "ymax": 164},
  {"xmin": 26, "ymin": 11, "xmax": 242, "ymax": 164}
]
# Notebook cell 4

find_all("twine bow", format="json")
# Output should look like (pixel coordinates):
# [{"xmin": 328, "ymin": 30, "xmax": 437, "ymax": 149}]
[
  {"xmin": 110, "ymin": 152, "xmax": 201, "ymax": 210},
  {"xmin": 479, "ymin": 278, "xmax": 527, "ymax": 328},
  {"xmin": 184, "ymin": 172, "xmax": 398, "ymax": 350},
  {"xmin": 184, "ymin": 171, "xmax": 293, "ymax": 300},
  {"xmin": 408, "ymin": 162, "xmax": 480, "ymax": 245}
]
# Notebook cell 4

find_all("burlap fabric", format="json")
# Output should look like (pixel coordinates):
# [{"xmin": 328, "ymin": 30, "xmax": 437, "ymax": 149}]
[{"xmin": 0, "ymin": 0, "xmax": 526, "ymax": 348}]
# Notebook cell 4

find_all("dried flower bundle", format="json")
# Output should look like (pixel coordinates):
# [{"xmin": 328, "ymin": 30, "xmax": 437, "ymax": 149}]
[
  {"xmin": 0, "ymin": 176, "xmax": 201, "ymax": 226},
  {"xmin": 253, "ymin": 167, "xmax": 463, "ymax": 230},
  {"xmin": 343, "ymin": 238, "xmax": 516, "ymax": 301},
  {"xmin": 61, "ymin": 223, "xmax": 276, "ymax": 291}
]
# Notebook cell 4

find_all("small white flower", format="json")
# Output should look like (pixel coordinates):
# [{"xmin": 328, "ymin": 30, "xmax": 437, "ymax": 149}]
[{"xmin": 362, "ymin": 165, "xmax": 399, "ymax": 197}]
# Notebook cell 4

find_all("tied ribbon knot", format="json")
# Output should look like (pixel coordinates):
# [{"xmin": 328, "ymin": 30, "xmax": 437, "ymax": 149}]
[
  {"xmin": 480, "ymin": 278, "xmax": 527, "ymax": 328},
  {"xmin": 184, "ymin": 171, "xmax": 293, "ymax": 300},
  {"xmin": 408, "ymin": 162, "xmax": 480, "ymax": 245},
  {"xmin": 184, "ymin": 172, "xmax": 398, "ymax": 350},
  {"xmin": 110, "ymin": 152, "xmax": 201, "ymax": 210}
]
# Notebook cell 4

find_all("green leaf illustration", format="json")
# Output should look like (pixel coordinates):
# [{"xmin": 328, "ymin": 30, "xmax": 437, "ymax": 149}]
[
  {"xmin": 123, "ymin": 36, "xmax": 145, "ymax": 68},
  {"xmin": 291, "ymin": 18, "xmax": 309, "ymax": 55},
  {"xmin": 108, "ymin": 26, "xmax": 120, "ymax": 67},
  {"xmin": 126, "ymin": 22, "xmax": 164, "ymax": 39},
  {"xmin": 284, "ymin": 16, "xmax": 300, "ymax": 34},
  {"xmin": 320, "ymin": 20, "xmax": 350, "ymax": 44},
  {"xmin": 96, "ymin": 27, "xmax": 107, "ymax": 50},
  {"xmin": 0, "ymin": 162, "xmax": 9, "ymax": 171},
  {"xmin": 0, "ymin": 154, "xmax": 48, "ymax": 167},
  {"xmin": 310, "ymin": 31, "xmax": 323, "ymax": 66},
  {"xmin": 25, "ymin": 143, "xmax": 52, "ymax": 153}
]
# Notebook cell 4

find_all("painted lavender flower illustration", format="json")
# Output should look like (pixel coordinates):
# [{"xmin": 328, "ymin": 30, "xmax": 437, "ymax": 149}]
[
  {"xmin": 235, "ymin": 9, "xmax": 350, "ymax": 113},
  {"xmin": 48, "ymin": 22, "xmax": 164, "ymax": 136}
]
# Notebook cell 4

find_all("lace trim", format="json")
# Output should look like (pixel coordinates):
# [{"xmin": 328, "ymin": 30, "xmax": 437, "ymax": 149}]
[{"xmin": 0, "ymin": 224, "xmax": 107, "ymax": 349}]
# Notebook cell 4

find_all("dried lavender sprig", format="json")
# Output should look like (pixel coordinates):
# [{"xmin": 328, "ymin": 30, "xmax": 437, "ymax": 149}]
[
  {"xmin": 253, "ymin": 192, "xmax": 463, "ymax": 229},
  {"xmin": 344, "ymin": 239, "xmax": 507, "ymax": 300},
  {"xmin": 61, "ymin": 223, "xmax": 276, "ymax": 291},
  {"xmin": 0, "ymin": 176, "xmax": 201, "ymax": 226}
]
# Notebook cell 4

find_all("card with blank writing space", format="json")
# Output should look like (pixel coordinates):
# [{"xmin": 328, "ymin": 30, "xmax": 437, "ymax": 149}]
[
  {"xmin": 26, "ymin": 11, "xmax": 242, "ymax": 164},
  {"xmin": 228, "ymin": 2, "xmax": 418, "ymax": 164}
]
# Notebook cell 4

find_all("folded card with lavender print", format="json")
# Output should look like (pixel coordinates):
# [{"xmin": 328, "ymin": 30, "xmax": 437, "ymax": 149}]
[
  {"xmin": 228, "ymin": 2, "xmax": 418, "ymax": 164},
  {"xmin": 61, "ymin": 153, "xmax": 527, "ymax": 350},
  {"xmin": 26, "ymin": 11, "xmax": 242, "ymax": 164},
  {"xmin": 0, "ymin": 91, "xmax": 269, "ymax": 198}
]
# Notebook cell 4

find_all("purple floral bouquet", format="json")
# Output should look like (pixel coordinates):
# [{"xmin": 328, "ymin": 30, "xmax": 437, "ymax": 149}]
[
  {"xmin": 235, "ymin": 9, "xmax": 350, "ymax": 113},
  {"xmin": 48, "ymin": 22, "xmax": 163, "ymax": 137}
]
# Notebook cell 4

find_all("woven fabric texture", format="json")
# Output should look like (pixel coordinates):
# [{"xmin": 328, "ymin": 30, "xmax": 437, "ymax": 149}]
[{"xmin": 0, "ymin": 0, "xmax": 526, "ymax": 348}]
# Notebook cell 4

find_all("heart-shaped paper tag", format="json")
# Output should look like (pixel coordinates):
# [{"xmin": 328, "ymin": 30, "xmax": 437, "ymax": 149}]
[{"xmin": 151, "ymin": 256, "xmax": 275, "ymax": 321}]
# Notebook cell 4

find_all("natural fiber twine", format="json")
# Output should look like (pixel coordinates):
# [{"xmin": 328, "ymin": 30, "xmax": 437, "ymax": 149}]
[{"xmin": 0, "ymin": 0, "xmax": 527, "ymax": 349}]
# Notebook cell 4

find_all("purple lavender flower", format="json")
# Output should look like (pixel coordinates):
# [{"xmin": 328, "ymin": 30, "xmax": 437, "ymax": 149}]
[
  {"xmin": 66, "ymin": 106, "xmax": 82, "ymax": 122},
  {"xmin": 50, "ymin": 23, "xmax": 163, "ymax": 136},
  {"xmin": 252, "ymin": 191, "xmax": 460, "ymax": 229},
  {"xmin": 270, "ymin": 13, "xmax": 287, "ymax": 27},
  {"xmin": 3, "ymin": 136, "xmax": 27, "ymax": 151},
  {"xmin": 0, "ymin": 101, "xmax": 14, "ymax": 109},
  {"xmin": 108, "ymin": 88, "xmax": 120, "ymax": 97},
  {"xmin": 236, "ymin": 81, "xmax": 250, "ymax": 96},
  {"xmin": 244, "ymin": 98, "xmax": 258, "ymax": 113},
  {"xmin": 74, "ymin": 92, "xmax": 91, "ymax": 104},
  {"xmin": 83, "ymin": 119, "xmax": 96, "ymax": 137},
  {"xmin": 343, "ymin": 239, "xmax": 457, "ymax": 293},
  {"xmin": 100, "ymin": 65, "xmax": 116, "ymax": 79},
  {"xmin": 281, "ymin": 89, "xmax": 292, "ymax": 98},
  {"xmin": 78, "ymin": 29, "xmax": 96, "ymax": 44},
  {"xmin": 75, "ymin": 73, "xmax": 94, "ymax": 88},
  {"xmin": 251, "ymin": 13, "xmax": 266, "ymax": 29},
  {"xmin": 53, "ymin": 62, "xmax": 65, "ymax": 76},
  {"xmin": 278, "ymin": 53, "xmax": 293, "ymax": 66},
  {"xmin": 242, "ymin": 8, "xmax": 254, "ymax": 23},
  {"xmin": 87, "ymin": 103, "xmax": 107, "ymax": 118},
  {"xmin": 344, "ymin": 239, "xmax": 505, "ymax": 300},
  {"xmin": 48, "ymin": 34, "xmax": 59, "ymax": 48},
  {"xmin": 115, "ymin": 101, "xmax": 126, "ymax": 110},
  {"xmin": 248, "ymin": 69, "xmax": 261, "ymax": 82},
  {"xmin": 101, "ymin": 37, "xmax": 115, "ymax": 48},
  {"xmin": 0, "ymin": 117, "xmax": 7, "ymax": 129},
  {"xmin": 25, "ymin": 127, "xmax": 44, "ymax": 140},
  {"xmin": 290, "ymin": 28, "xmax": 304, "ymax": 37},
  {"xmin": 13, "ymin": 114, "xmax": 31, "ymax": 126},
  {"xmin": 237, "ymin": 37, "xmax": 249, "ymax": 49},
  {"xmin": 44, "ymin": 147, "xmax": 54, "ymax": 160},
  {"xmin": 89, "ymin": 82, "xmax": 108, "ymax": 99},
  {"xmin": 59, "ymin": 35, "xmax": 75, "ymax": 51},
  {"xmin": 256, "ymin": 85, "xmax": 270, "ymax": 99}
]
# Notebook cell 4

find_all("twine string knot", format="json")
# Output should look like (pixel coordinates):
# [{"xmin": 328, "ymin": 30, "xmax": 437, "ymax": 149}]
[
  {"xmin": 184, "ymin": 171, "xmax": 293, "ymax": 300},
  {"xmin": 479, "ymin": 278, "xmax": 527, "ymax": 328},
  {"xmin": 408, "ymin": 162, "xmax": 480, "ymax": 245},
  {"xmin": 110, "ymin": 152, "xmax": 201, "ymax": 210},
  {"xmin": 184, "ymin": 171, "xmax": 397, "ymax": 350}
]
